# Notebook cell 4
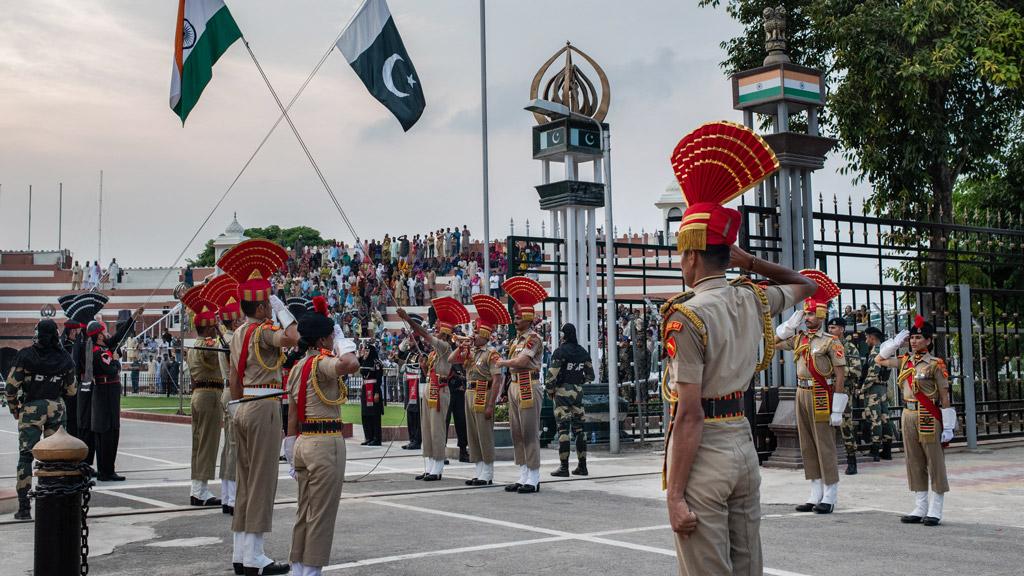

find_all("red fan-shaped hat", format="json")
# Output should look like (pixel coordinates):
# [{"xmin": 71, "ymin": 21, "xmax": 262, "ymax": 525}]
[
  {"xmin": 180, "ymin": 285, "xmax": 218, "ymax": 328},
  {"xmin": 216, "ymin": 239, "xmax": 287, "ymax": 302},
  {"xmin": 799, "ymin": 269, "xmax": 839, "ymax": 319},
  {"xmin": 432, "ymin": 296, "xmax": 470, "ymax": 335},
  {"xmin": 502, "ymin": 276, "xmax": 548, "ymax": 321},
  {"xmin": 472, "ymin": 294, "xmax": 511, "ymax": 338},
  {"xmin": 670, "ymin": 121, "xmax": 779, "ymax": 251},
  {"xmin": 205, "ymin": 274, "xmax": 243, "ymax": 322}
]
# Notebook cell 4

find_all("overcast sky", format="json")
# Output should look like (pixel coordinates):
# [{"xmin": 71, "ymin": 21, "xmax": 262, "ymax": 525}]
[{"xmin": 0, "ymin": 0, "xmax": 866, "ymax": 267}]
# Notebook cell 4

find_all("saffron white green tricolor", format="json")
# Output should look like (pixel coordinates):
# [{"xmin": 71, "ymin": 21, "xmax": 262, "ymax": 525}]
[
  {"xmin": 169, "ymin": 0, "xmax": 242, "ymax": 123},
  {"xmin": 737, "ymin": 69, "xmax": 822, "ymax": 104}
]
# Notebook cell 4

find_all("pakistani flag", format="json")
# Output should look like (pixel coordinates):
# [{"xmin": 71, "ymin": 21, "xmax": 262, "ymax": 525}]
[
  {"xmin": 169, "ymin": 0, "xmax": 242, "ymax": 123},
  {"xmin": 337, "ymin": 0, "xmax": 425, "ymax": 131}
]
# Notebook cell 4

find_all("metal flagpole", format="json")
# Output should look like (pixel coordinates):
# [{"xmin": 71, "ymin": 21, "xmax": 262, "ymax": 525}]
[
  {"xmin": 98, "ymin": 170, "xmax": 103, "ymax": 264},
  {"xmin": 58, "ymin": 182, "xmax": 63, "ymax": 252},
  {"xmin": 479, "ymin": 0, "xmax": 491, "ymax": 287},
  {"xmin": 27, "ymin": 184, "xmax": 32, "ymax": 250}
]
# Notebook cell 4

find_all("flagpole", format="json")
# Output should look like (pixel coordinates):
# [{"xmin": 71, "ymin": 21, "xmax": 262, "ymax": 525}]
[{"xmin": 479, "ymin": 0, "xmax": 491, "ymax": 290}]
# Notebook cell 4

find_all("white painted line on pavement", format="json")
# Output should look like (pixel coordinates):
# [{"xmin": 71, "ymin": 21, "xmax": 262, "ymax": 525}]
[
  {"xmin": 323, "ymin": 536, "xmax": 570, "ymax": 571},
  {"xmin": 369, "ymin": 499, "xmax": 816, "ymax": 575},
  {"xmin": 0, "ymin": 429, "xmax": 17, "ymax": 435},
  {"xmin": 118, "ymin": 450, "xmax": 188, "ymax": 466},
  {"xmin": 94, "ymin": 489, "xmax": 177, "ymax": 509}
]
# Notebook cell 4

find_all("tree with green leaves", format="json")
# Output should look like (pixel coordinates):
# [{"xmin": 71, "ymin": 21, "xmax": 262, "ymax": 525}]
[
  {"xmin": 699, "ymin": 0, "xmax": 1024, "ymax": 297},
  {"xmin": 189, "ymin": 225, "xmax": 332, "ymax": 266}
]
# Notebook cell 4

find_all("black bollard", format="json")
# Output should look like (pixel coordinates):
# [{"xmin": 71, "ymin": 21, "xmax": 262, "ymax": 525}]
[{"xmin": 31, "ymin": 426, "xmax": 94, "ymax": 575}]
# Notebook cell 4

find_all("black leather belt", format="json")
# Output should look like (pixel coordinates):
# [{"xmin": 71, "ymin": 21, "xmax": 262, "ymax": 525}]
[
  {"xmin": 301, "ymin": 419, "xmax": 344, "ymax": 435},
  {"xmin": 701, "ymin": 392, "xmax": 745, "ymax": 420},
  {"xmin": 193, "ymin": 381, "xmax": 224, "ymax": 390}
]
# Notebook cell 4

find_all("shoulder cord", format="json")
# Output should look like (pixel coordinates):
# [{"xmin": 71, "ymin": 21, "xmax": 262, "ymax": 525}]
[
  {"xmin": 252, "ymin": 323, "xmax": 285, "ymax": 371},
  {"xmin": 731, "ymin": 277, "xmax": 775, "ymax": 372},
  {"xmin": 309, "ymin": 354, "xmax": 345, "ymax": 406}
]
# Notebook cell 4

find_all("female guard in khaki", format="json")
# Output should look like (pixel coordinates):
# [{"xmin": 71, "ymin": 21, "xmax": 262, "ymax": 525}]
[
  {"xmin": 284, "ymin": 306, "xmax": 359, "ymax": 576},
  {"xmin": 875, "ymin": 316, "xmax": 955, "ymax": 526}
]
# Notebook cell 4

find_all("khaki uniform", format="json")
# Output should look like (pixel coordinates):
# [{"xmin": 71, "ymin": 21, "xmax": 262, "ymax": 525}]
[
  {"xmin": 188, "ymin": 337, "xmax": 224, "ymax": 481},
  {"xmin": 230, "ymin": 319, "xmax": 286, "ymax": 534},
  {"xmin": 421, "ymin": 336, "xmax": 453, "ymax": 463},
  {"xmin": 884, "ymin": 352, "xmax": 949, "ymax": 493},
  {"xmin": 666, "ymin": 277, "xmax": 797, "ymax": 576},
  {"xmin": 465, "ymin": 346, "xmax": 501, "ymax": 465},
  {"xmin": 288, "ymin": 352, "xmax": 348, "ymax": 567},
  {"xmin": 507, "ymin": 329, "xmax": 543, "ymax": 470},
  {"xmin": 777, "ymin": 331, "xmax": 847, "ymax": 485},
  {"xmin": 219, "ymin": 328, "xmax": 237, "ymax": 482}
]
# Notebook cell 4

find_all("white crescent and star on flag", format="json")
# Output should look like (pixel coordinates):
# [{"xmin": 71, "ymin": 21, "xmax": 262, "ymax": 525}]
[{"xmin": 382, "ymin": 53, "xmax": 416, "ymax": 98}]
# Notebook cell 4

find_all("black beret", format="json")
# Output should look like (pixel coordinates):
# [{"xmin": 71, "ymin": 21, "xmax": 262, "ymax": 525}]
[
  {"xmin": 863, "ymin": 326, "xmax": 884, "ymax": 339},
  {"xmin": 298, "ymin": 313, "xmax": 333, "ymax": 341},
  {"xmin": 826, "ymin": 316, "xmax": 846, "ymax": 327}
]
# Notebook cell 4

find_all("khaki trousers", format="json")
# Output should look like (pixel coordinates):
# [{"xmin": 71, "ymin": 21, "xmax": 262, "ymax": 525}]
[
  {"xmin": 220, "ymin": 387, "xmax": 237, "ymax": 481},
  {"xmin": 510, "ymin": 382, "xmax": 541, "ymax": 469},
  {"xmin": 672, "ymin": 420, "xmax": 762, "ymax": 576},
  {"xmin": 190, "ymin": 388, "xmax": 223, "ymax": 481},
  {"xmin": 232, "ymin": 399, "xmax": 281, "ymax": 533},
  {"xmin": 901, "ymin": 410, "xmax": 949, "ymax": 493},
  {"xmin": 290, "ymin": 435, "xmax": 346, "ymax": 567},
  {"xmin": 420, "ymin": 387, "xmax": 450, "ymax": 461},
  {"xmin": 465, "ymin": 390, "xmax": 495, "ymax": 464},
  {"xmin": 795, "ymin": 387, "xmax": 839, "ymax": 485}
]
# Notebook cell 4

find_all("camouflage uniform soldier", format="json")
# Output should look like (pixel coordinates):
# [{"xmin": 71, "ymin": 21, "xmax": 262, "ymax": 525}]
[
  {"xmin": 827, "ymin": 317, "xmax": 863, "ymax": 474},
  {"xmin": 863, "ymin": 327, "xmax": 894, "ymax": 461},
  {"xmin": 5, "ymin": 319, "xmax": 76, "ymax": 520},
  {"xmin": 545, "ymin": 323, "xmax": 594, "ymax": 477}
]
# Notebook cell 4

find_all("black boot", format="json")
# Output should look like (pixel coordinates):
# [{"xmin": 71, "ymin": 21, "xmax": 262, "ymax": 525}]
[
  {"xmin": 550, "ymin": 460, "xmax": 570, "ymax": 477},
  {"xmin": 845, "ymin": 453, "xmax": 858, "ymax": 475},
  {"xmin": 880, "ymin": 441, "xmax": 892, "ymax": 460},
  {"xmin": 572, "ymin": 458, "xmax": 589, "ymax": 476},
  {"xmin": 13, "ymin": 496, "xmax": 31, "ymax": 521},
  {"xmin": 459, "ymin": 448, "xmax": 471, "ymax": 463},
  {"xmin": 870, "ymin": 443, "xmax": 880, "ymax": 462}
]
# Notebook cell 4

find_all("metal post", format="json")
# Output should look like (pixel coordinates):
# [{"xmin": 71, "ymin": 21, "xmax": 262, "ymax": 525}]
[
  {"xmin": 32, "ymin": 427, "xmax": 91, "ymax": 575},
  {"xmin": 566, "ymin": 206, "xmax": 578, "ymax": 329},
  {"xmin": 27, "ymin": 184, "xmax": 32, "ymax": 250},
  {"xmin": 587, "ymin": 207, "xmax": 599, "ymax": 370},
  {"xmin": 58, "ymin": 182, "xmax": 63, "ymax": 252},
  {"xmin": 98, "ymin": 170, "xmax": 103, "ymax": 264},
  {"xmin": 602, "ymin": 129, "xmax": 620, "ymax": 453},
  {"xmin": 479, "ymin": 0, "xmax": 491, "ymax": 289},
  {"xmin": 956, "ymin": 284, "xmax": 978, "ymax": 449},
  {"xmin": 576, "ymin": 208, "xmax": 587, "ymax": 333},
  {"xmin": 802, "ymin": 170, "xmax": 814, "ymax": 268}
]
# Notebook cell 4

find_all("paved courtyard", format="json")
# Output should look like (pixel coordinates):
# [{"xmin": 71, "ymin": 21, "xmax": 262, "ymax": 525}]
[{"xmin": 1, "ymin": 413, "xmax": 1021, "ymax": 575}]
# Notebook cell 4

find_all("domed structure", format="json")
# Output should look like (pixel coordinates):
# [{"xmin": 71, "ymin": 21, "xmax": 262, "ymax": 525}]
[
  {"xmin": 213, "ymin": 213, "xmax": 248, "ymax": 266},
  {"xmin": 655, "ymin": 182, "xmax": 687, "ymax": 245}
]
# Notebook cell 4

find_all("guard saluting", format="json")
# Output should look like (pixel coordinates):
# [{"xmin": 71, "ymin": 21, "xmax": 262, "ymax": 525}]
[
  {"xmin": 220, "ymin": 238, "xmax": 298, "ymax": 576},
  {"xmin": 661, "ymin": 121, "xmax": 815, "ymax": 575},
  {"xmin": 206, "ymin": 273, "xmax": 245, "ymax": 515},
  {"xmin": 497, "ymin": 276, "xmax": 548, "ymax": 494},
  {"xmin": 181, "ymin": 284, "xmax": 224, "ymax": 507},
  {"xmin": 875, "ymin": 315, "xmax": 955, "ymax": 526},
  {"xmin": 5, "ymin": 319, "xmax": 76, "ymax": 520},
  {"xmin": 774, "ymin": 271, "xmax": 848, "ymax": 514},
  {"xmin": 284, "ymin": 296, "xmax": 359, "ymax": 575},
  {"xmin": 63, "ymin": 292, "xmax": 109, "ymax": 459},
  {"xmin": 449, "ymin": 294, "xmax": 510, "ymax": 485},
  {"xmin": 397, "ymin": 297, "xmax": 470, "ymax": 481}
]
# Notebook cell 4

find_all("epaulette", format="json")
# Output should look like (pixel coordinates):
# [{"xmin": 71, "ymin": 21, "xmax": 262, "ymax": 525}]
[
  {"xmin": 730, "ymin": 275, "xmax": 774, "ymax": 372},
  {"xmin": 659, "ymin": 290, "xmax": 695, "ymax": 318},
  {"xmin": 660, "ymin": 290, "xmax": 707, "ymax": 357}
]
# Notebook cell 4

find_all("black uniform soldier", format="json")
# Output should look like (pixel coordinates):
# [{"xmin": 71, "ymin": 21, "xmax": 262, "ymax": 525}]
[
  {"xmin": 5, "ymin": 319, "xmax": 76, "ymax": 520},
  {"xmin": 85, "ymin": 306, "xmax": 144, "ymax": 481},
  {"xmin": 545, "ymin": 323, "xmax": 594, "ymax": 477},
  {"xmin": 397, "ymin": 329, "xmax": 424, "ymax": 450},
  {"xmin": 359, "ymin": 342, "xmax": 386, "ymax": 446},
  {"xmin": 57, "ymin": 293, "xmax": 82, "ymax": 437},
  {"xmin": 63, "ymin": 291, "xmax": 109, "ymax": 457}
]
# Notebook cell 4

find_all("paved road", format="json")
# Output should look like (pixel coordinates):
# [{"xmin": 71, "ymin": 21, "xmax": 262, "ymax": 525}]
[{"xmin": 1, "ymin": 413, "xmax": 1021, "ymax": 575}]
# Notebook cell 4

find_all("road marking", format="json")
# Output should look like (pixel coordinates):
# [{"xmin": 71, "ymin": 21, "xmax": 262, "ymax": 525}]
[
  {"xmin": 0, "ymin": 429, "xmax": 17, "ymax": 435},
  {"xmin": 94, "ymin": 489, "xmax": 177, "ymax": 509},
  {"xmin": 323, "ymin": 536, "xmax": 570, "ymax": 571},
  {"xmin": 118, "ymin": 451, "xmax": 187, "ymax": 466},
  {"xmin": 369, "ymin": 500, "xmax": 815, "ymax": 574}
]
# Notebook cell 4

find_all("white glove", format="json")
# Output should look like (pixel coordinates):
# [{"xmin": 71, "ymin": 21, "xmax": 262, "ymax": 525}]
[
  {"xmin": 269, "ymin": 295, "xmax": 286, "ymax": 314},
  {"xmin": 775, "ymin": 309, "xmax": 804, "ymax": 340},
  {"xmin": 878, "ymin": 329, "xmax": 909, "ymax": 358},
  {"xmin": 283, "ymin": 435, "xmax": 296, "ymax": 466},
  {"xmin": 941, "ymin": 407, "xmax": 956, "ymax": 442},
  {"xmin": 334, "ymin": 337, "xmax": 357, "ymax": 357},
  {"xmin": 830, "ymin": 392, "xmax": 848, "ymax": 427}
]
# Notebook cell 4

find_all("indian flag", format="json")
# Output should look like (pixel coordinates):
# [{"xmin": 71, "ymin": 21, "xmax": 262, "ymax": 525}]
[
  {"xmin": 737, "ymin": 70, "xmax": 783, "ymax": 104},
  {"xmin": 738, "ymin": 69, "xmax": 822, "ymax": 105},
  {"xmin": 169, "ymin": 0, "xmax": 242, "ymax": 123}
]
